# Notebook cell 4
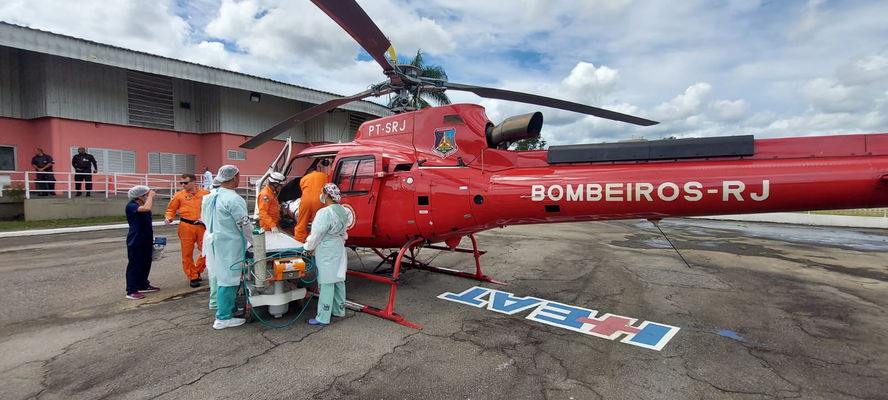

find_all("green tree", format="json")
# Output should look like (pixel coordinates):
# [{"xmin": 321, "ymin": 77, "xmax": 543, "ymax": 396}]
[
  {"xmin": 511, "ymin": 136, "xmax": 548, "ymax": 151},
  {"xmin": 387, "ymin": 49, "xmax": 451, "ymax": 109}
]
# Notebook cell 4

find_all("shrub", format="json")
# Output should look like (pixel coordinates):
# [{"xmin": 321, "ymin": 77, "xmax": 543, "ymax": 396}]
[{"xmin": 2, "ymin": 184, "xmax": 25, "ymax": 202}]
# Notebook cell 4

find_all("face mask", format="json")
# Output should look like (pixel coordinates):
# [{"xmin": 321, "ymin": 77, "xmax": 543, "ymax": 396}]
[{"xmin": 319, "ymin": 194, "xmax": 326, "ymax": 204}]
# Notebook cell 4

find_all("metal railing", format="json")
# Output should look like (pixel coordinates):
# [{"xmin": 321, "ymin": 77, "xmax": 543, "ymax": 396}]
[
  {"xmin": 0, "ymin": 171, "xmax": 266, "ymax": 202},
  {"xmin": 1, "ymin": 170, "xmax": 888, "ymax": 218}
]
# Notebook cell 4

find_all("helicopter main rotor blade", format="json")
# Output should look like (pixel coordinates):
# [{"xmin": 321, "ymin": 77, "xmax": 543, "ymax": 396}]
[
  {"xmin": 240, "ymin": 88, "xmax": 383, "ymax": 150},
  {"xmin": 312, "ymin": 0, "xmax": 394, "ymax": 73},
  {"xmin": 444, "ymin": 82, "xmax": 659, "ymax": 126}
]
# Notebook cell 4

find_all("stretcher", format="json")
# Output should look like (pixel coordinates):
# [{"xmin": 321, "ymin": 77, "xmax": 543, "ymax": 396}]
[{"xmin": 242, "ymin": 229, "xmax": 314, "ymax": 320}]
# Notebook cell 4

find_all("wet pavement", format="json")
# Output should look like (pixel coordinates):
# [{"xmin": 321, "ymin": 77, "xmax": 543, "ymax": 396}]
[{"xmin": 1, "ymin": 219, "xmax": 886, "ymax": 399}]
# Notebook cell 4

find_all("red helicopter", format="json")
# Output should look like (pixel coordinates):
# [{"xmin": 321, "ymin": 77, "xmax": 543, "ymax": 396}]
[{"xmin": 241, "ymin": 0, "xmax": 888, "ymax": 328}]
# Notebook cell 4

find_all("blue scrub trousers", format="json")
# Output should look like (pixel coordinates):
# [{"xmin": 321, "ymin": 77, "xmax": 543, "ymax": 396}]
[
  {"xmin": 126, "ymin": 245, "xmax": 153, "ymax": 294},
  {"xmin": 315, "ymin": 281, "xmax": 346, "ymax": 324},
  {"xmin": 215, "ymin": 285, "xmax": 239, "ymax": 320}
]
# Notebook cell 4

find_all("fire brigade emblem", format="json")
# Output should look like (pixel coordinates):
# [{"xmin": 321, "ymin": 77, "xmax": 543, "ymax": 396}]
[
  {"xmin": 433, "ymin": 127, "xmax": 458, "ymax": 158},
  {"xmin": 342, "ymin": 203, "xmax": 356, "ymax": 230}
]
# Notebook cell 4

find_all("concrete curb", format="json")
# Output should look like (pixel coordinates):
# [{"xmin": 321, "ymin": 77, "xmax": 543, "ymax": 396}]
[{"xmin": 0, "ymin": 220, "xmax": 178, "ymax": 238}]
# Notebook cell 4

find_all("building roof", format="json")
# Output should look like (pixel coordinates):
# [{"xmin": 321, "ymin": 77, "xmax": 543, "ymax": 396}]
[{"xmin": 0, "ymin": 21, "xmax": 392, "ymax": 118}]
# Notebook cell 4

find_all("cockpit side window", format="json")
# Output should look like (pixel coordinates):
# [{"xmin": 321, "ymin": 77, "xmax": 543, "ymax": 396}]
[{"xmin": 333, "ymin": 156, "xmax": 375, "ymax": 196}]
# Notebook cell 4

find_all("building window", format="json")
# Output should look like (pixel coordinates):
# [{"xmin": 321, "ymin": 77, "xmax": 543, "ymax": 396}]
[
  {"xmin": 127, "ymin": 71, "xmax": 174, "ymax": 130},
  {"xmin": 70, "ymin": 147, "xmax": 136, "ymax": 173},
  {"xmin": 0, "ymin": 146, "xmax": 15, "ymax": 171},
  {"xmin": 227, "ymin": 150, "xmax": 247, "ymax": 161},
  {"xmin": 148, "ymin": 152, "xmax": 196, "ymax": 174},
  {"xmin": 333, "ymin": 156, "xmax": 375, "ymax": 195}
]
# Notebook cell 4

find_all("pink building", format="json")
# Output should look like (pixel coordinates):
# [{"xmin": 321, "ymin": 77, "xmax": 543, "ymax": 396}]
[{"xmin": 0, "ymin": 22, "xmax": 390, "ymax": 194}]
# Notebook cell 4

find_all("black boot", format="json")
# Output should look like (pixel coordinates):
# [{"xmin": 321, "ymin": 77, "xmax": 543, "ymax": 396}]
[{"xmin": 189, "ymin": 279, "xmax": 200, "ymax": 288}]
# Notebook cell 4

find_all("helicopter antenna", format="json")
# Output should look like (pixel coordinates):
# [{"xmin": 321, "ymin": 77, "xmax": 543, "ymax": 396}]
[
  {"xmin": 649, "ymin": 219, "xmax": 692, "ymax": 269},
  {"xmin": 338, "ymin": 114, "xmax": 350, "ymax": 143}
]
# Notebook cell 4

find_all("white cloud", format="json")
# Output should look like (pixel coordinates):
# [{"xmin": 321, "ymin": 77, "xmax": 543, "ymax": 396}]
[
  {"xmin": 1, "ymin": 0, "xmax": 886, "ymax": 143},
  {"xmin": 837, "ymin": 54, "xmax": 888, "ymax": 86},
  {"xmin": 788, "ymin": 0, "xmax": 828, "ymax": 40},
  {"xmin": 745, "ymin": 111, "xmax": 778, "ymax": 127},
  {"xmin": 189, "ymin": 41, "xmax": 239, "ymax": 71},
  {"xmin": 561, "ymin": 62, "xmax": 619, "ymax": 104},
  {"xmin": 710, "ymin": 99, "xmax": 749, "ymax": 121},
  {"xmin": 800, "ymin": 78, "xmax": 866, "ymax": 113},
  {"xmin": 652, "ymin": 83, "xmax": 712, "ymax": 121},
  {"xmin": 204, "ymin": 0, "xmax": 259, "ymax": 43},
  {"xmin": 768, "ymin": 111, "xmax": 888, "ymax": 136},
  {"xmin": 0, "ymin": 0, "xmax": 192, "ymax": 58}
]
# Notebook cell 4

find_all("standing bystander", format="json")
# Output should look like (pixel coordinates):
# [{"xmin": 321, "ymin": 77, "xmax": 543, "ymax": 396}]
[
  {"xmin": 165, "ymin": 173, "xmax": 210, "ymax": 288},
  {"xmin": 30, "ymin": 148, "xmax": 55, "ymax": 196},
  {"xmin": 125, "ymin": 186, "xmax": 160, "ymax": 299},
  {"xmin": 202, "ymin": 167, "xmax": 213, "ymax": 190},
  {"xmin": 72, "ymin": 147, "xmax": 98, "ymax": 197}
]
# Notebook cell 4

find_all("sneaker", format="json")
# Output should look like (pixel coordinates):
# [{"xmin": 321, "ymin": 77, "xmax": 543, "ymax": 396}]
[
  {"xmin": 308, "ymin": 318, "xmax": 328, "ymax": 326},
  {"xmin": 213, "ymin": 318, "xmax": 246, "ymax": 330},
  {"xmin": 232, "ymin": 308, "xmax": 245, "ymax": 318},
  {"xmin": 189, "ymin": 279, "xmax": 200, "ymax": 288},
  {"xmin": 141, "ymin": 285, "xmax": 160, "ymax": 293},
  {"xmin": 126, "ymin": 292, "xmax": 144, "ymax": 300}
]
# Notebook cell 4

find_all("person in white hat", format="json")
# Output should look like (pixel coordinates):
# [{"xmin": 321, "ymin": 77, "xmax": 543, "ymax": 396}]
[
  {"xmin": 257, "ymin": 172, "xmax": 286, "ymax": 234},
  {"xmin": 304, "ymin": 183, "xmax": 349, "ymax": 326},
  {"xmin": 124, "ymin": 185, "xmax": 159, "ymax": 300},
  {"xmin": 201, "ymin": 165, "xmax": 252, "ymax": 329}
]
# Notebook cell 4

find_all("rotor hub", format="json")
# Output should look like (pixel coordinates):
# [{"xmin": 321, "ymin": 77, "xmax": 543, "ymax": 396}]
[{"xmin": 397, "ymin": 64, "xmax": 421, "ymax": 78}]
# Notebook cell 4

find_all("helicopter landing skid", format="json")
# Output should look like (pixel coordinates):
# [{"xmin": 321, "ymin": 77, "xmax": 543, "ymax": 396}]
[{"xmin": 346, "ymin": 234, "xmax": 506, "ymax": 329}]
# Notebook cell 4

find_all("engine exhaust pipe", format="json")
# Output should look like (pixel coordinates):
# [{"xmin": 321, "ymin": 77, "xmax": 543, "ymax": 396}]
[{"xmin": 486, "ymin": 112, "xmax": 544, "ymax": 148}]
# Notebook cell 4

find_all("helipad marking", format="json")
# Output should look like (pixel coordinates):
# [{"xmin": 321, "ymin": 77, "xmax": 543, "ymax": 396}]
[{"xmin": 439, "ymin": 286, "xmax": 680, "ymax": 351}]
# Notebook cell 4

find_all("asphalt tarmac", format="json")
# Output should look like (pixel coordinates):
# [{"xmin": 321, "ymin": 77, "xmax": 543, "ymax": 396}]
[{"xmin": 1, "ymin": 219, "xmax": 886, "ymax": 400}]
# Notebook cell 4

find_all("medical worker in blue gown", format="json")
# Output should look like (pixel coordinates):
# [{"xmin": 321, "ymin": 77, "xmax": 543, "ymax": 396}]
[
  {"xmin": 201, "ymin": 165, "xmax": 252, "ymax": 330},
  {"xmin": 304, "ymin": 183, "xmax": 349, "ymax": 326}
]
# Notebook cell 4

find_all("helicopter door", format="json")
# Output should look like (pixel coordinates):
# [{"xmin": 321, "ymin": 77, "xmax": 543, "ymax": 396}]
[
  {"xmin": 332, "ymin": 155, "xmax": 381, "ymax": 238},
  {"xmin": 418, "ymin": 178, "xmax": 476, "ymax": 238}
]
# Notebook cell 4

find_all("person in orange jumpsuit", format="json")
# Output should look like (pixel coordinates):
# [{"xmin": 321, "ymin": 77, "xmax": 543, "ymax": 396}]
[
  {"xmin": 294, "ymin": 159, "xmax": 330, "ymax": 243},
  {"xmin": 258, "ymin": 172, "xmax": 285, "ymax": 233},
  {"xmin": 165, "ymin": 173, "xmax": 211, "ymax": 287}
]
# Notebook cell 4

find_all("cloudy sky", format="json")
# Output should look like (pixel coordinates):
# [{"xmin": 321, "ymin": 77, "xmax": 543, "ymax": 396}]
[{"xmin": 2, "ymin": 0, "xmax": 887, "ymax": 145}]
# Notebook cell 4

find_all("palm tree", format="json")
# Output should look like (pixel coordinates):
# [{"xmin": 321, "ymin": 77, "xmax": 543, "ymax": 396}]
[
  {"xmin": 387, "ymin": 49, "xmax": 451, "ymax": 109},
  {"xmin": 512, "ymin": 136, "xmax": 548, "ymax": 151}
]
